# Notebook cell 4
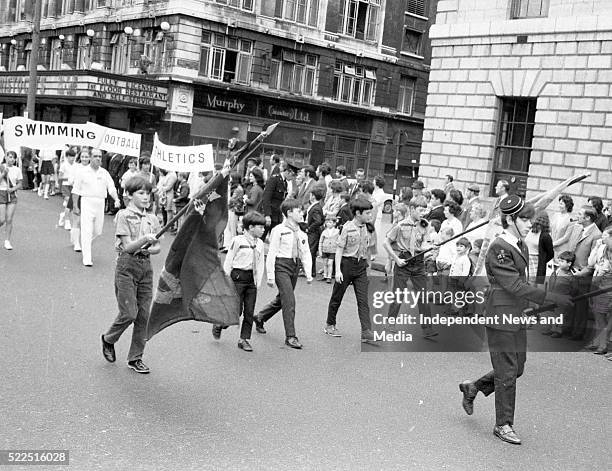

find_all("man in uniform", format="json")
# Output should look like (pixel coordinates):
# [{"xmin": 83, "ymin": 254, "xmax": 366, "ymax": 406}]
[
  {"xmin": 262, "ymin": 162, "xmax": 293, "ymax": 240},
  {"xmin": 458, "ymin": 195, "xmax": 572, "ymax": 445}
]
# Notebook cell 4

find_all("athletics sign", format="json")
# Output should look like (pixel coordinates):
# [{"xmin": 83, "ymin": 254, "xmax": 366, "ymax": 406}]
[
  {"xmin": 150, "ymin": 133, "xmax": 214, "ymax": 173},
  {"xmin": 2, "ymin": 117, "xmax": 142, "ymax": 156}
]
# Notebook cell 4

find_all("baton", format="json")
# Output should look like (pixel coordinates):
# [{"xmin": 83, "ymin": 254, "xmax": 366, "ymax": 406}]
[
  {"xmin": 523, "ymin": 285, "xmax": 612, "ymax": 316},
  {"xmin": 403, "ymin": 219, "xmax": 490, "ymax": 263}
]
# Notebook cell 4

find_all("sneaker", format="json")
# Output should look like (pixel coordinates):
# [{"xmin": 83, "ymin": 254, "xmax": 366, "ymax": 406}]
[
  {"xmin": 58, "ymin": 215, "xmax": 65, "ymax": 227},
  {"xmin": 326, "ymin": 277, "xmax": 332, "ymax": 284},
  {"xmin": 64, "ymin": 220, "xmax": 72, "ymax": 231},
  {"xmin": 324, "ymin": 325, "xmax": 342, "ymax": 337},
  {"xmin": 285, "ymin": 336, "xmax": 303, "ymax": 349},
  {"xmin": 4, "ymin": 240, "xmax": 13, "ymax": 250},
  {"xmin": 254, "ymin": 315, "xmax": 266, "ymax": 334},
  {"xmin": 127, "ymin": 359, "xmax": 150, "ymax": 374},
  {"xmin": 212, "ymin": 325, "xmax": 222, "ymax": 339},
  {"xmin": 101, "ymin": 334, "xmax": 115, "ymax": 363},
  {"xmin": 361, "ymin": 330, "xmax": 375, "ymax": 342},
  {"xmin": 238, "ymin": 339, "xmax": 253, "ymax": 352}
]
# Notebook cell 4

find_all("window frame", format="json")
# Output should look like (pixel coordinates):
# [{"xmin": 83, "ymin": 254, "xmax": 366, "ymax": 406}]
[
  {"xmin": 332, "ymin": 60, "xmax": 376, "ymax": 106},
  {"xmin": 199, "ymin": 32, "xmax": 252, "ymax": 84},
  {"xmin": 214, "ymin": 0, "xmax": 254, "ymax": 11},
  {"xmin": 510, "ymin": 0, "xmax": 549, "ymax": 19},
  {"xmin": 397, "ymin": 76, "xmax": 415, "ymax": 115},
  {"xmin": 340, "ymin": 0, "xmax": 381, "ymax": 41},
  {"xmin": 269, "ymin": 49, "xmax": 318, "ymax": 96},
  {"xmin": 406, "ymin": 0, "xmax": 427, "ymax": 18}
]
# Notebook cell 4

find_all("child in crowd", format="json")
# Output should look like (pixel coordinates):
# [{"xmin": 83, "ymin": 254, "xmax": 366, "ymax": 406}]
[
  {"xmin": 544, "ymin": 251, "xmax": 577, "ymax": 338},
  {"xmin": 335, "ymin": 192, "xmax": 353, "ymax": 233},
  {"xmin": 450, "ymin": 237, "xmax": 472, "ymax": 277},
  {"xmin": 319, "ymin": 215, "xmax": 340, "ymax": 283},
  {"xmin": 0, "ymin": 150, "xmax": 23, "ymax": 250},
  {"xmin": 156, "ymin": 169, "xmax": 177, "ymax": 227},
  {"xmin": 101, "ymin": 176, "xmax": 161, "ymax": 374},
  {"xmin": 436, "ymin": 227, "xmax": 456, "ymax": 293},
  {"xmin": 57, "ymin": 149, "xmax": 77, "ymax": 230},
  {"xmin": 172, "ymin": 172, "xmax": 190, "ymax": 232},
  {"xmin": 254, "ymin": 199, "xmax": 312, "ymax": 349},
  {"xmin": 213, "ymin": 211, "xmax": 266, "ymax": 352},
  {"xmin": 120, "ymin": 157, "xmax": 140, "ymax": 205}
]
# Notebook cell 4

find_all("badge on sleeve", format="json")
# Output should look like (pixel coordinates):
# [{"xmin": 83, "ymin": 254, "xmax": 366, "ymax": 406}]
[{"xmin": 496, "ymin": 249, "xmax": 511, "ymax": 264}]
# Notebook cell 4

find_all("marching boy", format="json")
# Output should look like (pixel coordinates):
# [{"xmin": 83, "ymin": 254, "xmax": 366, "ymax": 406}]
[
  {"xmin": 254, "ymin": 199, "xmax": 312, "ymax": 349},
  {"xmin": 212, "ymin": 211, "xmax": 266, "ymax": 352},
  {"xmin": 101, "ymin": 176, "xmax": 161, "ymax": 374}
]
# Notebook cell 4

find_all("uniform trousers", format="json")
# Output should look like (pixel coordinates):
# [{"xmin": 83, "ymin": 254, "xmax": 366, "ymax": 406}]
[
  {"xmin": 387, "ymin": 258, "xmax": 431, "ymax": 321},
  {"xmin": 231, "ymin": 268, "xmax": 257, "ymax": 340},
  {"xmin": 104, "ymin": 252, "xmax": 153, "ymax": 362},
  {"xmin": 326, "ymin": 257, "xmax": 371, "ymax": 332},
  {"xmin": 258, "ymin": 258, "xmax": 299, "ymax": 338},
  {"xmin": 80, "ymin": 196, "xmax": 106, "ymax": 265},
  {"xmin": 473, "ymin": 327, "xmax": 527, "ymax": 426}
]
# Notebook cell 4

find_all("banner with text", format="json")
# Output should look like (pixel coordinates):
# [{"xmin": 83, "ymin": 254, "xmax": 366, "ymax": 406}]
[
  {"xmin": 2, "ymin": 117, "xmax": 102, "ymax": 150},
  {"xmin": 150, "ymin": 133, "xmax": 214, "ymax": 173},
  {"xmin": 87, "ymin": 122, "xmax": 141, "ymax": 157}
]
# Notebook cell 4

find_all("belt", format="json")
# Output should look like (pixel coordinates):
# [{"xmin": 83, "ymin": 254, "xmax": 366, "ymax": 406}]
[
  {"xmin": 342, "ymin": 256, "xmax": 366, "ymax": 262},
  {"xmin": 121, "ymin": 251, "xmax": 150, "ymax": 260}
]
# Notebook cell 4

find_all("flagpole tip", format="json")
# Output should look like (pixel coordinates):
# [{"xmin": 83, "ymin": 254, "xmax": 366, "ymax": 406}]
[{"xmin": 264, "ymin": 122, "xmax": 280, "ymax": 136}]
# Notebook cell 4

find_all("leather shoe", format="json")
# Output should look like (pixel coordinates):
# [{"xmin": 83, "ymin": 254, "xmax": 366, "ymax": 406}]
[
  {"xmin": 254, "ymin": 315, "xmax": 266, "ymax": 334},
  {"xmin": 238, "ymin": 339, "xmax": 253, "ymax": 352},
  {"xmin": 285, "ymin": 336, "xmax": 303, "ymax": 349},
  {"xmin": 459, "ymin": 381, "xmax": 477, "ymax": 415},
  {"xmin": 101, "ymin": 334, "xmax": 115, "ymax": 363},
  {"xmin": 493, "ymin": 424, "xmax": 521, "ymax": 445},
  {"xmin": 212, "ymin": 325, "xmax": 222, "ymax": 340}
]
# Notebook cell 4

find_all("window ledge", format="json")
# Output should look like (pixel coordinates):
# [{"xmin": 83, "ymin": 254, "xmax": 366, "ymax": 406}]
[
  {"xmin": 405, "ymin": 12, "xmax": 429, "ymax": 21},
  {"xmin": 400, "ymin": 51, "xmax": 424, "ymax": 60}
]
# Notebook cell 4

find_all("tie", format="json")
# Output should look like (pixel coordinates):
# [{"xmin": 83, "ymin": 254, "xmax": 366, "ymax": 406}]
[
  {"xmin": 292, "ymin": 231, "xmax": 299, "ymax": 259},
  {"xmin": 251, "ymin": 242, "xmax": 258, "ymax": 282},
  {"xmin": 409, "ymin": 225, "xmax": 417, "ymax": 257}
]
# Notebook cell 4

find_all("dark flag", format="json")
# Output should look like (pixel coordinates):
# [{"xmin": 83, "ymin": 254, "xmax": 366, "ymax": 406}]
[{"xmin": 146, "ymin": 123, "xmax": 279, "ymax": 340}]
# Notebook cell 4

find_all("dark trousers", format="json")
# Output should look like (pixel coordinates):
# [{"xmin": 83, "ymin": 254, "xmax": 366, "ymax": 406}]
[
  {"xmin": 326, "ymin": 257, "xmax": 371, "ymax": 331},
  {"xmin": 474, "ymin": 328, "xmax": 527, "ymax": 426},
  {"xmin": 308, "ymin": 233, "xmax": 319, "ymax": 278},
  {"xmin": 263, "ymin": 215, "xmax": 281, "ymax": 241},
  {"xmin": 104, "ymin": 253, "xmax": 153, "ymax": 362},
  {"xmin": 231, "ymin": 269, "xmax": 257, "ymax": 340},
  {"xmin": 258, "ymin": 258, "xmax": 299, "ymax": 338},
  {"xmin": 570, "ymin": 276, "xmax": 592, "ymax": 339},
  {"xmin": 387, "ymin": 260, "xmax": 431, "ymax": 321}
]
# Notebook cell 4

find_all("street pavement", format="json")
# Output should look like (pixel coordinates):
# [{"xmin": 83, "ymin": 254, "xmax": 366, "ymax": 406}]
[{"xmin": 0, "ymin": 191, "xmax": 610, "ymax": 470}]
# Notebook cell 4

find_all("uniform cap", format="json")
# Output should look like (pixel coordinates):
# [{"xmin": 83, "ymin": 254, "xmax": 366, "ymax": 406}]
[{"xmin": 500, "ymin": 194, "xmax": 524, "ymax": 216}]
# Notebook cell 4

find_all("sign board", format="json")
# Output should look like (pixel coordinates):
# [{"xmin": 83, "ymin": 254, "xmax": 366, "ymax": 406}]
[
  {"xmin": 87, "ymin": 122, "xmax": 141, "ymax": 157},
  {"xmin": 2, "ymin": 117, "xmax": 102, "ymax": 150},
  {"xmin": 150, "ymin": 133, "xmax": 214, "ymax": 173}
]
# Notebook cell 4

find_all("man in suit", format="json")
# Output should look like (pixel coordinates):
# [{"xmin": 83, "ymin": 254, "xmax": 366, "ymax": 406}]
[
  {"xmin": 461, "ymin": 184, "xmax": 480, "ymax": 227},
  {"xmin": 426, "ymin": 189, "xmax": 446, "ymax": 224},
  {"xmin": 569, "ymin": 205, "xmax": 602, "ymax": 340},
  {"xmin": 459, "ymin": 195, "xmax": 571, "ymax": 445},
  {"xmin": 305, "ymin": 186, "xmax": 325, "ymax": 277},
  {"xmin": 297, "ymin": 165, "xmax": 317, "ymax": 209},
  {"xmin": 490, "ymin": 179, "xmax": 510, "ymax": 218},
  {"xmin": 262, "ymin": 161, "xmax": 292, "ymax": 240},
  {"xmin": 334, "ymin": 165, "xmax": 350, "ymax": 193},
  {"xmin": 348, "ymin": 168, "xmax": 366, "ymax": 199}
]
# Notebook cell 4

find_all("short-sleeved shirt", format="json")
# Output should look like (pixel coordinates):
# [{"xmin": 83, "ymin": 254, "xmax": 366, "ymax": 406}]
[
  {"xmin": 0, "ymin": 166, "xmax": 22, "ymax": 190},
  {"xmin": 337, "ymin": 220, "xmax": 370, "ymax": 260},
  {"xmin": 114, "ymin": 206, "xmax": 161, "ymax": 254},
  {"xmin": 386, "ymin": 219, "xmax": 431, "ymax": 255}
]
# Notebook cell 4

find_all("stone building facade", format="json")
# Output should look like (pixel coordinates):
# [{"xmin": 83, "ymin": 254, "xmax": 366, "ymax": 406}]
[
  {"xmin": 419, "ymin": 0, "xmax": 612, "ymax": 205},
  {"xmin": 0, "ymin": 0, "xmax": 438, "ymax": 189}
]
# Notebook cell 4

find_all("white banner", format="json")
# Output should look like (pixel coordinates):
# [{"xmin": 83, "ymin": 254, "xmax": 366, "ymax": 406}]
[
  {"xmin": 150, "ymin": 133, "xmax": 214, "ymax": 173},
  {"xmin": 2, "ymin": 117, "xmax": 102, "ymax": 150},
  {"xmin": 87, "ymin": 122, "xmax": 141, "ymax": 157}
]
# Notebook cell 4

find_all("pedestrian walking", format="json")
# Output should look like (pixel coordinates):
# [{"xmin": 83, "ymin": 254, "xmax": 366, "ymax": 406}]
[
  {"xmin": 0, "ymin": 150, "xmax": 22, "ymax": 250},
  {"xmin": 57, "ymin": 149, "xmax": 77, "ymax": 231},
  {"xmin": 101, "ymin": 176, "xmax": 161, "ymax": 373}
]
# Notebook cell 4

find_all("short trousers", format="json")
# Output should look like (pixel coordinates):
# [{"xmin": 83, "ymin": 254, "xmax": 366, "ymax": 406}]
[
  {"xmin": 62, "ymin": 185, "xmax": 73, "ymax": 199},
  {"xmin": 322, "ymin": 252, "xmax": 335, "ymax": 259},
  {"xmin": 40, "ymin": 160, "xmax": 55, "ymax": 175},
  {"xmin": 0, "ymin": 190, "xmax": 17, "ymax": 204}
]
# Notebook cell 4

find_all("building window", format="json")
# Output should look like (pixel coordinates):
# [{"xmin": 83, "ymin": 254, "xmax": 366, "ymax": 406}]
[
  {"xmin": 9, "ymin": 0, "xmax": 28, "ymax": 22},
  {"xmin": 280, "ymin": 0, "xmax": 319, "ymax": 25},
  {"xmin": 199, "ymin": 31, "xmax": 252, "ymax": 84},
  {"xmin": 340, "ymin": 0, "xmax": 381, "ymax": 41},
  {"xmin": 324, "ymin": 135, "xmax": 370, "ymax": 175},
  {"xmin": 269, "ymin": 47, "xmax": 317, "ymax": 96},
  {"xmin": 141, "ymin": 30, "xmax": 167, "ymax": 73},
  {"xmin": 397, "ymin": 76, "xmax": 415, "ymax": 115},
  {"xmin": 332, "ymin": 60, "xmax": 376, "ymax": 106},
  {"xmin": 24, "ymin": 41, "xmax": 32, "ymax": 69},
  {"xmin": 50, "ymin": 38, "xmax": 64, "ymax": 70},
  {"xmin": 402, "ymin": 28, "xmax": 423, "ymax": 56},
  {"xmin": 8, "ymin": 44, "xmax": 19, "ymax": 71},
  {"xmin": 111, "ymin": 33, "xmax": 131, "ymax": 74},
  {"xmin": 406, "ymin": 0, "xmax": 426, "ymax": 17},
  {"xmin": 76, "ymin": 35, "xmax": 91, "ymax": 70},
  {"xmin": 492, "ymin": 98, "xmax": 537, "ymax": 196},
  {"xmin": 215, "ymin": 0, "xmax": 254, "ymax": 11},
  {"xmin": 510, "ymin": 0, "xmax": 549, "ymax": 19}
]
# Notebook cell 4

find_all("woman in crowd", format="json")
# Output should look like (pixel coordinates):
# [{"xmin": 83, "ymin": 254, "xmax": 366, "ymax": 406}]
[
  {"xmin": 0, "ymin": 150, "xmax": 23, "ymax": 250},
  {"xmin": 525, "ymin": 212, "xmax": 554, "ymax": 284},
  {"xmin": 441, "ymin": 200, "xmax": 463, "ymax": 239},
  {"xmin": 244, "ymin": 167, "xmax": 264, "ymax": 213},
  {"xmin": 551, "ymin": 195, "xmax": 576, "ymax": 256},
  {"xmin": 322, "ymin": 180, "xmax": 343, "ymax": 218},
  {"xmin": 588, "ymin": 196, "xmax": 608, "ymax": 232},
  {"xmin": 465, "ymin": 204, "xmax": 488, "ymax": 245}
]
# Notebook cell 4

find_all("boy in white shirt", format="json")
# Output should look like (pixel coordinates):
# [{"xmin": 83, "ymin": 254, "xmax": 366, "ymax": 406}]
[
  {"xmin": 450, "ymin": 237, "xmax": 472, "ymax": 277},
  {"xmin": 57, "ymin": 149, "xmax": 77, "ymax": 230},
  {"xmin": 254, "ymin": 199, "xmax": 312, "ymax": 349}
]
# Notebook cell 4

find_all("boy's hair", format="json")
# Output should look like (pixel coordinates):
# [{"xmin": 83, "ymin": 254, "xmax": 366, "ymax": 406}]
[
  {"xmin": 456, "ymin": 237, "xmax": 472, "ymax": 250},
  {"xmin": 360, "ymin": 180, "xmax": 374, "ymax": 195},
  {"xmin": 429, "ymin": 219, "xmax": 441, "ymax": 233},
  {"xmin": 128, "ymin": 156, "xmax": 138, "ymax": 165},
  {"xmin": 319, "ymin": 163, "xmax": 331, "ymax": 177},
  {"xmin": 325, "ymin": 214, "xmax": 337, "ymax": 223},
  {"xmin": 311, "ymin": 185, "xmax": 325, "ymax": 201},
  {"xmin": 446, "ymin": 174, "xmax": 454, "ymax": 182},
  {"xmin": 408, "ymin": 195, "xmax": 428, "ymax": 209},
  {"xmin": 431, "ymin": 189, "xmax": 446, "ymax": 203},
  {"xmin": 394, "ymin": 203, "xmax": 408, "ymax": 217},
  {"xmin": 139, "ymin": 157, "xmax": 150, "ymax": 167},
  {"xmin": 124, "ymin": 175, "xmax": 153, "ymax": 195},
  {"xmin": 302, "ymin": 165, "xmax": 316, "ymax": 179},
  {"xmin": 242, "ymin": 211, "xmax": 266, "ymax": 230},
  {"xmin": 66, "ymin": 149, "xmax": 76, "ymax": 157},
  {"xmin": 374, "ymin": 176, "xmax": 385, "ymax": 189},
  {"xmin": 350, "ymin": 197, "xmax": 373, "ymax": 215},
  {"xmin": 330, "ymin": 180, "xmax": 344, "ymax": 193},
  {"xmin": 558, "ymin": 251, "xmax": 576, "ymax": 267},
  {"xmin": 501, "ymin": 202, "xmax": 536, "ymax": 229},
  {"xmin": 473, "ymin": 238, "xmax": 484, "ymax": 250},
  {"xmin": 336, "ymin": 165, "xmax": 346, "ymax": 176},
  {"xmin": 340, "ymin": 192, "xmax": 351, "ymax": 203},
  {"xmin": 281, "ymin": 198, "xmax": 301, "ymax": 216}
]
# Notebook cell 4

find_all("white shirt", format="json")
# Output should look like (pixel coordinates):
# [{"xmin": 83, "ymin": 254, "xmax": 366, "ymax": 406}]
[
  {"xmin": 223, "ymin": 233, "xmax": 265, "ymax": 287},
  {"xmin": 73, "ymin": 165, "xmax": 118, "ymax": 200},
  {"xmin": 266, "ymin": 221, "xmax": 312, "ymax": 282},
  {"xmin": 0, "ymin": 165, "xmax": 22, "ymax": 190},
  {"xmin": 499, "ymin": 231, "xmax": 521, "ymax": 252},
  {"xmin": 450, "ymin": 253, "xmax": 471, "ymax": 276},
  {"xmin": 59, "ymin": 160, "xmax": 77, "ymax": 186},
  {"xmin": 440, "ymin": 217, "xmax": 463, "ymax": 239}
]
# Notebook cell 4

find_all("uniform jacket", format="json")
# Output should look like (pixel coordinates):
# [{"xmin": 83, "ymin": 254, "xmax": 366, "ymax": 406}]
[
  {"xmin": 262, "ymin": 173, "xmax": 287, "ymax": 220},
  {"xmin": 484, "ymin": 235, "xmax": 547, "ymax": 331}
]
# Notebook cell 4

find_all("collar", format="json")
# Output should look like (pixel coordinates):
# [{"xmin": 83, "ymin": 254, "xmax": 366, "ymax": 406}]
[
  {"xmin": 284, "ymin": 219, "xmax": 300, "ymax": 232},
  {"xmin": 430, "ymin": 204, "xmax": 443, "ymax": 210},
  {"xmin": 244, "ymin": 232, "xmax": 258, "ymax": 246},
  {"xmin": 126, "ymin": 205, "xmax": 148, "ymax": 218},
  {"xmin": 582, "ymin": 223, "xmax": 595, "ymax": 233},
  {"xmin": 499, "ymin": 231, "xmax": 522, "ymax": 252},
  {"xmin": 352, "ymin": 219, "xmax": 365, "ymax": 228},
  {"xmin": 401, "ymin": 218, "xmax": 417, "ymax": 226}
]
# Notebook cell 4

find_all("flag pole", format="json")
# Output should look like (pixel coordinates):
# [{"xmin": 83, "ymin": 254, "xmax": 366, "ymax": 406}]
[{"xmin": 523, "ymin": 285, "xmax": 612, "ymax": 316}]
